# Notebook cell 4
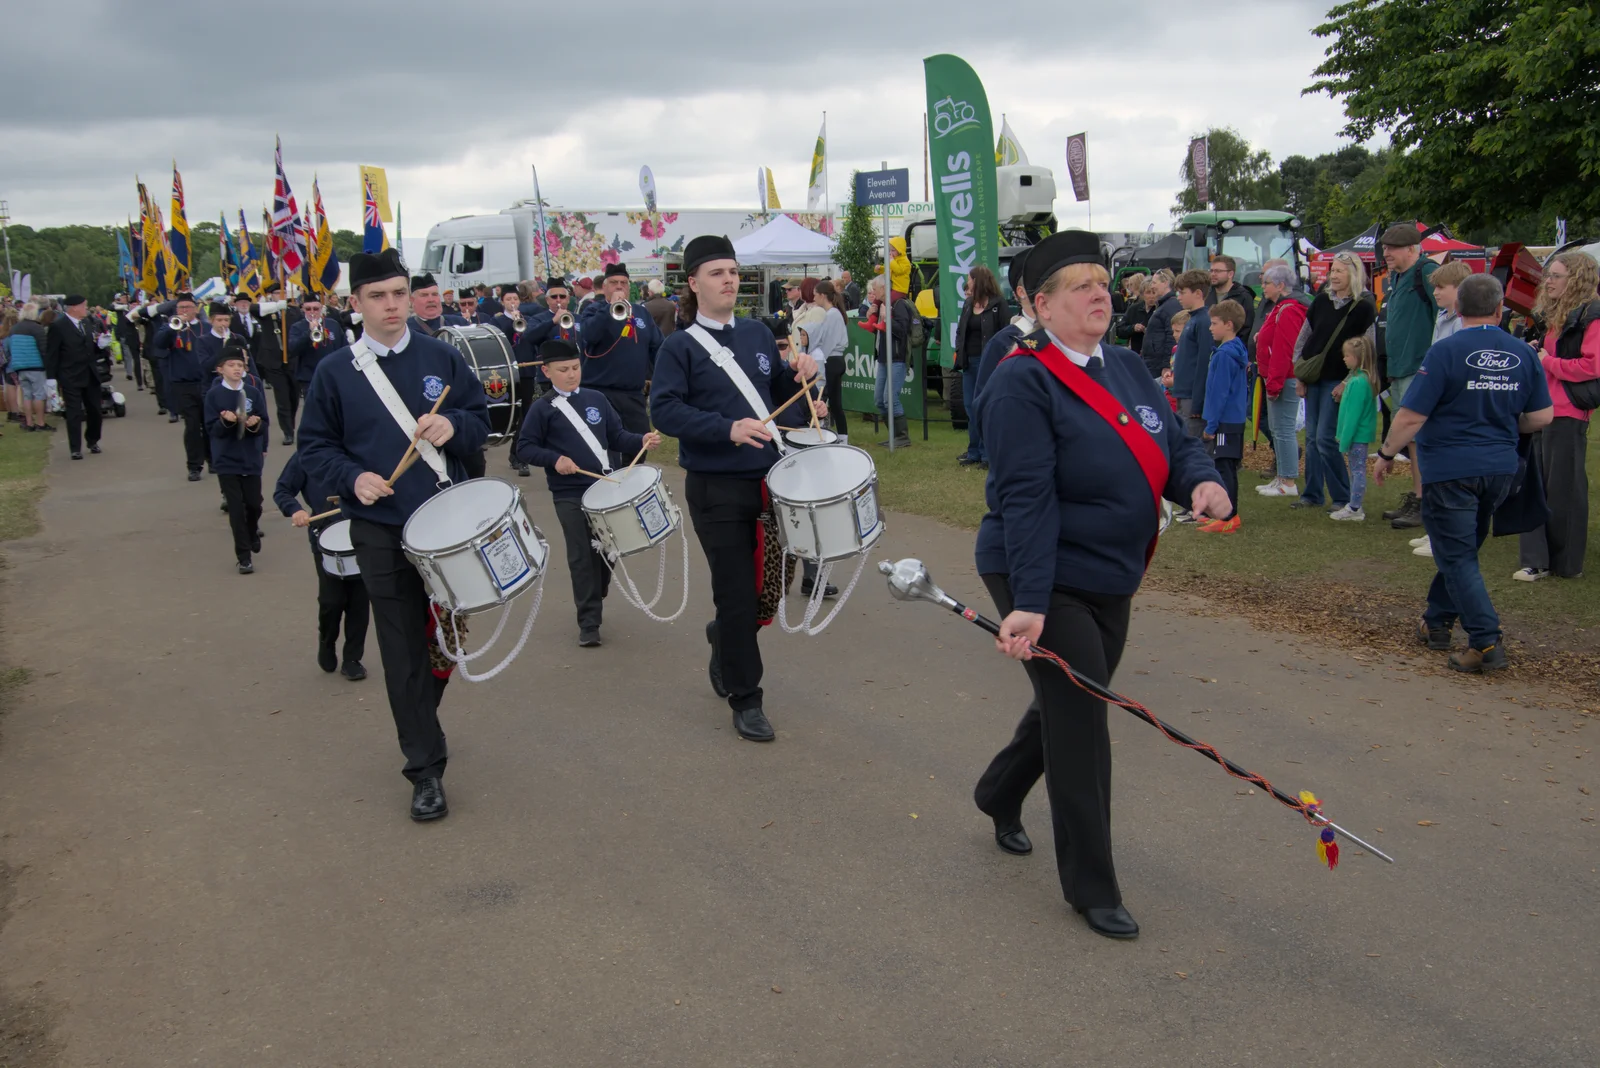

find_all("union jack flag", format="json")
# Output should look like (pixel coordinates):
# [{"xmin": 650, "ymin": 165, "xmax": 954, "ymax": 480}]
[
  {"xmin": 271, "ymin": 136, "xmax": 305, "ymax": 274},
  {"xmin": 362, "ymin": 173, "xmax": 388, "ymax": 254}
]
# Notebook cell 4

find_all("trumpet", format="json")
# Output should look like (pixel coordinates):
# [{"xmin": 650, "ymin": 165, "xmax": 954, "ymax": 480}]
[
  {"xmin": 310, "ymin": 319, "xmax": 325, "ymax": 344},
  {"xmin": 510, "ymin": 313, "xmax": 526, "ymax": 332},
  {"xmin": 610, "ymin": 300, "xmax": 631, "ymax": 321},
  {"xmin": 168, "ymin": 314, "xmax": 186, "ymax": 331},
  {"xmin": 555, "ymin": 310, "xmax": 575, "ymax": 331}
]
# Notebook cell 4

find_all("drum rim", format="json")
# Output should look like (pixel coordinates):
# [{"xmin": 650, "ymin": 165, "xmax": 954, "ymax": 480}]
[
  {"xmin": 766, "ymin": 443, "xmax": 877, "ymax": 505},
  {"xmin": 579, "ymin": 463, "xmax": 667, "ymax": 512},
  {"xmin": 402, "ymin": 477, "xmax": 526, "ymax": 555},
  {"xmin": 782, "ymin": 426, "xmax": 840, "ymax": 445},
  {"xmin": 317, "ymin": 518, "xmax": 356, "ymax": 554}
]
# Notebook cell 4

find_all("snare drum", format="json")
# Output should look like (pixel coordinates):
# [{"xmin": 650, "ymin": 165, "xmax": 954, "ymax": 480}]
[
  {"xmin": 437, "ymin": 325, "xmax": 518, "ymax": 446},
  {"xmin": 402, "ymin": 478, "xmax": 548, "ymax": 614},
  {"xmin": 581, "ymin": 465, "xmax": 682, "ymax": 559},
  {"xmin": 318, "ymin": 519, "xmax": 359, "ymax": 577},
  {"xmin": 765, "ymin": 444, "xmax": 884, "ymax": 563},
  {"xmin": 782, "ymin": 427, "xmax": 838, "ymax": 449}
]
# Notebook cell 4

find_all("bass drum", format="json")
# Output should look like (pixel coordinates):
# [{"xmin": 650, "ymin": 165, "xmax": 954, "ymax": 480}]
[{"xmin": 436, "ymin": 325, "xmax": 517, "ymax": 446}]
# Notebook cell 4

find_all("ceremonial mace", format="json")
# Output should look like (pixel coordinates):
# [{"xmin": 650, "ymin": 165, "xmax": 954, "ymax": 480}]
[{"xmin": 878, "ymin": 559, "xmax": 1395, "ymax": 868}]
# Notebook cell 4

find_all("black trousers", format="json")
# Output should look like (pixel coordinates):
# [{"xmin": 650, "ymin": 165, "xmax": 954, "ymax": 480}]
[
  {"xmin": 595, "ymin": 386, "xmax": 649, "ymax": 467},
  {"xmin": 127, "ymin": 346, "xmax": 145, "ymax": 388},
  {"xmin": 151, "ymin": 358, "xmax": 168, "ymax": 412},
  {"xmin": 1519, "ymin": 416, "xmax": 1590, "ymax": 577},
  {"xmin": 172, "ymin": 382, "xmax": 206, "ymax": 472},
  {"xmin": 554, "ymin": 497, "xmax": 610, "ymax": 631},
  {"xmin": 825, "ymin": 355, "xmax": 848, "ymax": 435},
  {"xmin": 1214, "ymin": 456, "xmax": 1240, "ymax": 520},
  {"xmin": 685, "ymin": 471, "xmax": 766, "ymax": 712},
  {"xmin": 60, "ymin": 377, "xmax": 102, "ymax": 454},
  {"xmin": 261, "ymin": 365, "xmax": 299, "ymax": 436},
  {"xmin": 349, "ymin": 518, "xmax": 449, "ymax": 783},
  {"xmin": 217, "ymin": 473, "xmax": 262, "ymax": 558},
  {"xmin": 972, "ymin": 575, "xmax": 1131, "ymax": 910},
  {"xmin": 308, "ymin": 530, "xmax": 370, "ymax": 663}
]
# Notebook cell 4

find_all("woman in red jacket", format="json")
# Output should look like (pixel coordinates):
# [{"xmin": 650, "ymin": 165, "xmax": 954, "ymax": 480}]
[
  {"xmin": 1516, "ymin": 251, "xmax": 1600, "ymax": 581},
  {"xmin": 1253, "ymin": 263, "xmax": 1309, "ymax": 498}
]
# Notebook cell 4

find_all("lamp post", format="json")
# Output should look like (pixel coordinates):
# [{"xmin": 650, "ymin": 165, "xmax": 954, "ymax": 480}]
[{"xmin": 0, "ymin": 200, "xmax": 12, "ymax": 284}]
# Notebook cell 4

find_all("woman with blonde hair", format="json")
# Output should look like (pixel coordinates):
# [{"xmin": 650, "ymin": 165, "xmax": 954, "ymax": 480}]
[
  {"xmin": 971, "ymin": 230, "xmax": 1225, "ymax": 940},
  {"xmin": 1289, "ymin": 250, "xmax": 1376, "ymax": 511},
  {"xmin": 1515, "ymin": 250, "xmax": 1600, "ymax": 581}
]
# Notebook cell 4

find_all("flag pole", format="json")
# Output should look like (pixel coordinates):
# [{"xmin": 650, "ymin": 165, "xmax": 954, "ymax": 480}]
[
  {"xmin": 822, "ymin": 111, "xmax": 830, "ymax": 222},
  {"xmin": 531, "ymin": 165, "xmax": 553, "ymax": 279}
]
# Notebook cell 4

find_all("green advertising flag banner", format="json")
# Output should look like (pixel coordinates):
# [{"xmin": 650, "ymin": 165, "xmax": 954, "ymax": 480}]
[
  {"xmin": 923, "ymin": 54, "xmax": 1002, "ymax": 352},
  {"xmin": 839, "ymin": 317, "xmax": 924, "ymax": 419}
]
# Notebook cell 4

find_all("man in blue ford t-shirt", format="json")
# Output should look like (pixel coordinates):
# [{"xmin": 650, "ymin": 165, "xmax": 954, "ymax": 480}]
[{"xmin": 1374, "ymin": 274, "xmax": 1553, "ymax": 674}]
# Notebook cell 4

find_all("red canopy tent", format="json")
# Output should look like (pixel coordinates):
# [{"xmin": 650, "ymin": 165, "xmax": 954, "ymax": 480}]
[{"xmin": 1310, "ymin": 222, "xmax": 1486, "ymax": 286}]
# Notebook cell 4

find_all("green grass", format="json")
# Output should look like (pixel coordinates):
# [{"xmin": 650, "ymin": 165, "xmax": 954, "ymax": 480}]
[{"xmin": 0, "ymin": 421, "xmax": 49, "ymax": 543}]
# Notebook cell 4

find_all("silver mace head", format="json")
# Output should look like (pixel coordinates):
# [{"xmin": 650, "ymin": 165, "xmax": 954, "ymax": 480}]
[{"xmin": 878, "ymin": 558, "xmax": 957, "ymax": 610}]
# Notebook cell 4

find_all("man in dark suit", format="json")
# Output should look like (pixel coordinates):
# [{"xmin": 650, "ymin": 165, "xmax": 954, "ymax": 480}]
[{"xmin": 44, "ymin": 295, "xmax": 106, "ymax": 460}]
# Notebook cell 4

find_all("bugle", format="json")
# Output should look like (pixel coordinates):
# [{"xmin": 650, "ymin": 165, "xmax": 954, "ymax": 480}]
[
  {"xmin": 555, "ymin": 310, "xmax": 575, "ymax": 331},
  {"xmin": 310, "ymin": 320, "xmax": 325, "ymax": 344},
  {"xmin": 510, "ymin": 313, "xmax": 526, "ymax": 332},
  {"xmin": 168, "ymin": 315, "xmax": 185, "ymax": 331},
  {"xmin": 610, "ymin": 300, "xmax": 631, "ymax": 321}
]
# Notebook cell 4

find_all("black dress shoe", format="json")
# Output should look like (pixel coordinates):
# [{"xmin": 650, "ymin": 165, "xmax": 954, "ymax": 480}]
[
  {"xmin": 578, "ymin": 629, "xmax": 602, "ymax": 648},
  {"xmin": 317, "ymin": 640, "xmax": 338, "ymax": 673},
  {"xmin": 187, "ymin": 470, "xmax": 202, "ymax": 482},
  {"xmin": 732, "ymin": 706, "xmax": 775, "ymax": 742},
  {"xmin": 88, "ymin": 443, "xmax": 102, "ymax": 454},
  {"xmin": 340, "ymin": 661, "xmax": 368, "ymax": 681},
  {"xmin": 410, "ymin": 777, "xmax": 448, "ymax": 821},
  {"xmin": 706, "ymin": 620, "xmax": 729, "ymax": 698},
  {"xmin": 282, "ymin": 434, "xmax": 294, "ymax": 446},
  {"xmin": 800, "ymin": 579, "xmax": 839, "ymax": 599},
  {"xmin": 1079, "ymin": 905, "xmax": 1139, "ymax": 940},
  {"xmin": 994, "ymin": 819, "xmax": 1033, "ymax": 856},
  {"xmin": 516, "ymin": 462, "xmax": 531, "ymax": 477}
]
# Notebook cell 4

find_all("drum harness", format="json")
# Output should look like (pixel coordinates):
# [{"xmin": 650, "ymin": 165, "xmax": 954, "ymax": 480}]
[
  {"xmin": 353, "ymin": 337, "xmax": 545, "ymax": 682},
  {"xmin": 684, "ymin": 326, "xmax": 865, "ymax": 637},
  {"xmin": 554, "ymin": 394, "xmax": 690, "ymax": 624}
]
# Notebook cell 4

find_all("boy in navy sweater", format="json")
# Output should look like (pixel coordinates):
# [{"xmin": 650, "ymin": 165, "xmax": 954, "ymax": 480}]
[
  {"xmin": 1169, "ymin": 270, "xmax": 1213, "ymax": 439},
  {"xmin": 1200, "ymin": 299, "xmax": 1250, "ymax": 532},
  {"xmin": 516, "ymin": 339, "xmax": 659, "ymax": 646},
  {"xmin": 204, "ymin": 342, "xmax": 270, "ymax": 573},
  {"xmin": 275, "ymin": 451, "xmax": 369, "ymax": 679}
]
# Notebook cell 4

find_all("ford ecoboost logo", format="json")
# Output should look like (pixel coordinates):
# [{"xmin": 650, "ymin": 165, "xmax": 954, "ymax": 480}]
[{"xmin": 1467, "ymin": 350, "xmax": 1521, "ymax": 371}]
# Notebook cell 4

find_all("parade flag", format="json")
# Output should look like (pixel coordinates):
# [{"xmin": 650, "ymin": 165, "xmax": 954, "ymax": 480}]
[
  {"xmin": 806, "ymin": 117, "xmax": 827, "ymax": 210},
  {"xmin": 236, "ymin": 209, "xmax": 263, "ymax": 299},
  {"xmin": 218, "ymin": 212, "xmax": 240, "ymax": 290},
  {"xmin": 298, "ymin": 205, "xmax": 316, "ymax": 292},
  {"xmin": 262, "ymin": 206, "xmax": 282, "ymax": 282},
  {"xmin": 116, "ymin": 226, "xmax": 136, "ymax": 292},
  {"xmin": 995, "ymin": 116, "xmax": 1029, "ymax": 166},
  {"xmin": 362, "ymin": 173, "xmax": 389, "ymax": 253},
  {"xmin": 128, "ymin": 215, "xmax": 143, "ymax": 287},
  {"xmin": 138, "ymin": 181, "xmax": 162, "ymax": 296},
  {"xmin": 358, "ymin": 165, "xmax": 392, "ymax": 222},
  {"xmin": 1065, "ymin": 132, "xmax": 1091, "ymax": 202},
  {"xmin": 924, "ymin": 54, "xmax": 1002, "ymax": 351},
  {"xmin": 396, "ymin": 201, "xmax": 406, "ymax": 268},
  {"xmin": 1189, "ymin": 136, "xmax": 1211, "ymax": 205},
  {"xmin": 311, "ymin": 176, "xmax": 340, "ymax": 296},
  {"xmin": 169, "ymin": 161, "xmax": 192, "ymax": 287},
  {"xmin": 271, "ymin": 136, "xmax": 305, "ymax": 274}
]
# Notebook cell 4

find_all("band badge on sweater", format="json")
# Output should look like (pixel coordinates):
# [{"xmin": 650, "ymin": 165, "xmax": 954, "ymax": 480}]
[{"xmin": 423, "ymin": 375, "xmax": 445, "ymax": 401}]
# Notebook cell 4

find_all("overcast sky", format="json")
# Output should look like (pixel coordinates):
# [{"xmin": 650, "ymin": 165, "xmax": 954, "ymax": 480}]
[{"xmin": 2, "ymin": 0, "xmax": 1357, "ymax": 239}]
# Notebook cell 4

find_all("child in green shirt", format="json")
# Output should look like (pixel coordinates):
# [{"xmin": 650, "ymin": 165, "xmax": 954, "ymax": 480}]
[{"xmin": 1332, "ymin": 336, "xmax": 1380, "ymax": 520}]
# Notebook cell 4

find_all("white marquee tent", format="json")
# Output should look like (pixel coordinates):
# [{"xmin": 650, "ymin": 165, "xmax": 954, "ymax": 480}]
[{"xmin": 730, "ymin": 215, "xmax": 836, "ymax": 266}]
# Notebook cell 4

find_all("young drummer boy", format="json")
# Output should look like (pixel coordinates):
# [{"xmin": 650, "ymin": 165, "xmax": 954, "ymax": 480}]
[
  {"xmin": 515, "ymin": 339, "xmax": 660, "ymax": 647},
  {"xmin": 203, "ymin": 341, "xmax": 270, "ymax": 573},
  {"xmin": 274, "ymin": 450, "xmax": 370, "ymax": 680}
]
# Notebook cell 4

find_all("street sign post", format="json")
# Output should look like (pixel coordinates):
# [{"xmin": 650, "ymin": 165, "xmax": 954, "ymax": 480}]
[{"xmin": 855, "ymin": 166, "xmax": 911, "ymax": 450}]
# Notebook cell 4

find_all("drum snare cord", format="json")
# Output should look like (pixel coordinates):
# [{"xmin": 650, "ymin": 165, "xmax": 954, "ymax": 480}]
[
  {"xmin": 777, "ymin": 551, "xmax": 870, "ymax": 636},
  {"xmin": 434, "ymin": 576, "xmax": 544, "ymax": 683},
  {"xmin": 608, "ymin": 533, "xmax": 690, "ymax": 624}
]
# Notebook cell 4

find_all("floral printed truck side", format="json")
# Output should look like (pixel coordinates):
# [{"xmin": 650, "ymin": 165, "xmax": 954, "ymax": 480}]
[{"xmin": 423, "ymin": 208, "xmax": 836, "ymax": 292}]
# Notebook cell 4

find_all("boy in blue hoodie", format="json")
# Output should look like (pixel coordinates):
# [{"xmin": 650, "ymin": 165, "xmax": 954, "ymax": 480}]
[
  {"xmin": 1199, "ymin": 299, "xmax": 1250, "ymax": 533},
  {"xmin": 204, "ymin": 342, "xmax": 271, "ymax": 572}
]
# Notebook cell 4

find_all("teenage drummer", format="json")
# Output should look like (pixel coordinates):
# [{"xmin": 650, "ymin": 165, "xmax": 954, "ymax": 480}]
[
  {"xmin": 650, "ymin": 234, "xmax": 825, "ymax": 743},
  {"xmin": 516, "ymin": 339, "xmax": 661, "ymax": 648},
  {"xmin": 274, "ymin": 450, "xmax": 370, "ymax": 680},
  {"xmin": 297, "ymin": 248, "xmax": 491, "ymax": 823}
]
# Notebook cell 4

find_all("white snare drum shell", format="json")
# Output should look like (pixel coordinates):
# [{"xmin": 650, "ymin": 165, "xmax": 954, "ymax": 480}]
[
  {"xmin": 581, "ymin": 464, "xmax": 682, "ymax": 559},
  {"xmin": 318, "ymin": 519, "xmax": 360, "ymax": 577},
  {"xmin": 765, "ymin": 444, "xmax": 883, "ymax": 562},
  {"xmin": 782, "ymin": 427, "xmax": 838, "ymax": 449},
  {"xmin": 401, "ymin": 478, "xmax": 548, "ymax": 613}
]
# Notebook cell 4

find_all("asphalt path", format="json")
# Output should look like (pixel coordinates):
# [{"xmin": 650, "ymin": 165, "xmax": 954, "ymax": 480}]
[{"xmin": 0, "ymin": 396, "xmax": 1595, "ymax": 1067}]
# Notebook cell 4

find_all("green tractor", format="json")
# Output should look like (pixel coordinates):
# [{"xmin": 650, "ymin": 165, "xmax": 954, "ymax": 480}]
[{"xmin": 1127, "ymin": 210, "xmax": 1306, "ymax": 294}]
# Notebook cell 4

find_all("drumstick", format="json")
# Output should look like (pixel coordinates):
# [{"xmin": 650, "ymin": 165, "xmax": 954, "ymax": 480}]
[
  {"xmin": 625, "ymin": 441, "xmax": 650, "ymax": 469},
  {"xmin": 802, "ymin": 378, "xmax": 820, "ymax": 429},
  {"xmin": 574, "ymin": 468, "xmax": 621, "ymax": 483},
  {"xmin": 306, "ymin": 506, "xmax": 341, "ymax": 523},
  {"xmin": 387, "ymin": 385, "xmax": 451, "ymax": 486},
  {"xmin": 761, "ymin": 377, "xmax": 817, "ymax": 426}
]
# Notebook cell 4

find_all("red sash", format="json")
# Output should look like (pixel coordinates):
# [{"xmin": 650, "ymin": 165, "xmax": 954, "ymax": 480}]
[{"xmin": 1004, "ymin": 338, "xmax": 1170, "ymax": 563}]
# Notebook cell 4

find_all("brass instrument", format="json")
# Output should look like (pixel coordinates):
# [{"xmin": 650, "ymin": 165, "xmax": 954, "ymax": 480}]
[
  {"xmin": 510, "ymin": 313, "xmax": 526, "ymax": 332},
  {"xmin": 168, "ymin": 314, "xmax": 185, "ymax": 331},
  {"xmin": 610, "ymin": 300, "xmax": 631, "ymax": 321},
  {"xmin": 555, "ymin": 310, "xmax": 575, "ymax": 331},
  {"xmin": 310, "ymin": 320, "xmax": 325, "ymax": 344}
]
